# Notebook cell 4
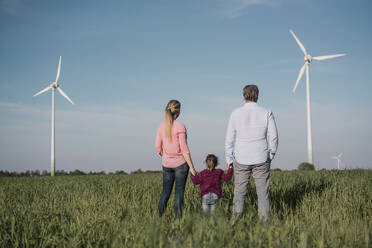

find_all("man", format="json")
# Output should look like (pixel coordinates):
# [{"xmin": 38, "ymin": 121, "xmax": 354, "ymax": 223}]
[{"xmin": 225, "ymin": 84, "xmax": 278, "ymax": 223}]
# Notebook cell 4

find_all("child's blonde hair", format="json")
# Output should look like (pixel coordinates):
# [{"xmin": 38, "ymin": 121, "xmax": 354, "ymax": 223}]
[{"xmin": 205, "ymin": 154, "xmax": 218, "ymax": 171}]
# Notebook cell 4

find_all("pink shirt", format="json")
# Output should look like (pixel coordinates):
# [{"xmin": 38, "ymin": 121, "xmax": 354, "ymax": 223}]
[{"xmin": 155, "ymin": 121, "xmax": 190, "ymax": 168}]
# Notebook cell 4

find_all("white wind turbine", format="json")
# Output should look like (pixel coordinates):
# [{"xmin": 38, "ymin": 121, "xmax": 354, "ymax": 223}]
[
  {"xmin": 331, "ymin": 152, "xmax": 343, "ymax": 170},
  {"xmin": 33, "ymin": 56, "xmax": 74, "ymax": 176},
  {"xmin": 290, "ymin": 29, "xmax": 346, "ymax": 165}
]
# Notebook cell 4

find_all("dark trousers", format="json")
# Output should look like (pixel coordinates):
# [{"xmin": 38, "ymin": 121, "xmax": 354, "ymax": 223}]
[{"xmin": 158, "ymin": 162, "xmax": 189, "ymax": 219}]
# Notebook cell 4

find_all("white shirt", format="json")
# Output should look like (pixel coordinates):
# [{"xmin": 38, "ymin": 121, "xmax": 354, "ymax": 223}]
[{"xmin": 225, "ymin": 102, "xmax": 278, "ymax": 165}]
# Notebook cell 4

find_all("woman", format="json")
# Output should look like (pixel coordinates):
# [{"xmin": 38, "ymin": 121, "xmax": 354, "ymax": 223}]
[{"xmin": 155, "ymin": 99, "xmax": 197, "ymax": 220}]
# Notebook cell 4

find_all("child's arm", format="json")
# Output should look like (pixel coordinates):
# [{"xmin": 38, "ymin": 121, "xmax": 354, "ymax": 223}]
[
  {"xmin": 190, "ymin": 172, "xmax": 201, "ymax": 185},
  {"xmin": 221, "ymin": 167, "xmax": 233, "ymax": 182}
]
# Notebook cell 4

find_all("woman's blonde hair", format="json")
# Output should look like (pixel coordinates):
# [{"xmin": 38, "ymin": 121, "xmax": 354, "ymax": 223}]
[
  {"xmin": 205, "ymin": 154, "xmax": 218, "ymax": 171},
  {"xmin": 164, "ymin": 100, "xmax": 181, "ymax": 142}
]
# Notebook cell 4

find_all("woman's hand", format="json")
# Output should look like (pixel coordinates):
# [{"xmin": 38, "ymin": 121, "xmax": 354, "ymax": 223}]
[
  {"xmin": 190, "ymin": 167, "xmax": 197, "ymax": 176},
  {"xmin": 158, "ymin": 151, "xmax": 163, "ymax": 156},
  {"xmin": 183, "ymin": 152, "xmax": 196, "ymax": 176}
]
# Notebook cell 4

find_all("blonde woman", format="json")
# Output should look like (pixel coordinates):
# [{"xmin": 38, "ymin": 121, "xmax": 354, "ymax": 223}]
[{"xmin": 155, "ymin": 100, "xmax": 196, "ymax": 220}]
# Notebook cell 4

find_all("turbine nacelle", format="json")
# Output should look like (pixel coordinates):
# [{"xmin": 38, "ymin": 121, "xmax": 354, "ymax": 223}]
[
  {"xmin": 304, "ymin": 55, "xmax": 312, "ymax": 63},
  {"xmin": 51, "ymin": 82, "xmax": 59, "ymax": 88}
]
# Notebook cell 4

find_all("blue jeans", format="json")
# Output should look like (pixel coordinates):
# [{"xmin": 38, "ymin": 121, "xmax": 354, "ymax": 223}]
[
  {"xmin": 158, "ymin": 162, "xmax": 189, "ymax": 219},
  {"xmin": 202, "ymin": 193, "xmax": 219, "ymax": 216}
]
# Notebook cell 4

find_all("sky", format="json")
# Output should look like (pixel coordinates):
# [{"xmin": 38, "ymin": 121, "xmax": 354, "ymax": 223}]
[{"xmin": 0, "ymin": 0, "xmax": 371, "ymax": 173}]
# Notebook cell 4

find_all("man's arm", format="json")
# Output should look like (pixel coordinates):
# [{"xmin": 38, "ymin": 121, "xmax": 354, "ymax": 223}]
[
  {"xmin": 225, "ymin": 112, "xmax": 236, "ymax": 165},
  {"xmin": 267, "ymin": 111, "xmax": 278, "ymax": 160}
]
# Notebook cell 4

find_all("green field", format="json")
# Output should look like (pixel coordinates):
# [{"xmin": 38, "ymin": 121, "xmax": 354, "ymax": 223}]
[{"xmin": 0, "ymin": 170, "xmax": 371, "ymax": 247}]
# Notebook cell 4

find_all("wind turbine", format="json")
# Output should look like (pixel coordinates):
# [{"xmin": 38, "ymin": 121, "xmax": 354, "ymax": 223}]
[
  {"xmin": 33, "ymin": 56, "xmax": 74, "ymax": 176},
  {"xmin": 290, "ymin": 29, "xmax": 346, "ymax": 165},
  {"xmin": 331, "ymin": 153, "xmax": 343, "ymax": 170}
]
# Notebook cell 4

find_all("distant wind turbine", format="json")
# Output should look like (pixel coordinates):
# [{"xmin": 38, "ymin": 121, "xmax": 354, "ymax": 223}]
[
  {"xmin": 33, "ymin": 56, "xmax": 74, "ymax": 176},
  {"xmin": 289, "ymin": 29, "xmax": 346, "ymax": 165},
  {"xmin": 331, "ymin": 153, "xmax": 343, "ymax": 170}
]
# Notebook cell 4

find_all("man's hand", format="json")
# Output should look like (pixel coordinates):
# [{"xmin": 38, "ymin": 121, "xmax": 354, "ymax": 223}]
[{"xmin": 268, "ymin": 149, "xmax": 275, "ymax": 161}]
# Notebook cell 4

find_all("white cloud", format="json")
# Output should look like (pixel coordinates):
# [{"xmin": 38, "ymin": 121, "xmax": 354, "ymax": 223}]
[
  {"xmin": 0, "ymin": 98, "xmax": 371, "ymax": 173},
  {"xmin": 0, "ymin": 101, "xmax": 45, "ymax": 116},
  {"xmin": 0, "ymin": 102, "xmax": 163, "ymax": 172},
  {"xmin": 215, "ymin": 0, "xmax": 277, "ymax": 19}
]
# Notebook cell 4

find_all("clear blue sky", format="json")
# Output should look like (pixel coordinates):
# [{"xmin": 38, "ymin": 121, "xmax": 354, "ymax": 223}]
[{"xmin": 0, "ymin": 0, "xmax": 371, "ymax": 172}]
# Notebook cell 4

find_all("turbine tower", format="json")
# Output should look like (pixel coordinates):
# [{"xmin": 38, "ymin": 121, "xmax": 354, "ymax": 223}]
[
  {"xmin": 289, "ymin": 29, "xmax": 346, "ymax": 165},
  {"xmin": 33, "ymin": 56, "xmax": 74, "ymax": 176},
  {"xmin": 331, "ymin": 153, "xmax": 343, "ymax": 170}
]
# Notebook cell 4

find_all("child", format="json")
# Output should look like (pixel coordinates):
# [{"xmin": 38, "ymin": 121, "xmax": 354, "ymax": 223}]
[{"xmin": 190, "ymin": 154, "xmax": 233, "ymax": 215}]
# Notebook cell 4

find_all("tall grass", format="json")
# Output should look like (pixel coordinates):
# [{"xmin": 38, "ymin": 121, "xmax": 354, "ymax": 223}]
[{"xmin": 0, "ymin": 170, "xmax": 371, "ymax": 247}]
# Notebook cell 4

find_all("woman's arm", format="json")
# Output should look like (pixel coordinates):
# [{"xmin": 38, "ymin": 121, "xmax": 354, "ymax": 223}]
[
  {"xmin": 179, "ymin": 129, "xmax": 196, "ymax": 175},
  {"xmin": 155, "ymin": 127, "xmax": 162, "ymax": 156},
  {"xmin": 183, "ymin": 152, "xmax": 197, "ymax": 176}
]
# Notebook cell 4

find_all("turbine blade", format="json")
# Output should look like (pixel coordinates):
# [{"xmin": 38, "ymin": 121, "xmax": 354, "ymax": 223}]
[
  {"xmin": 33, "ymin": 86, "xmax": 52, "ymax": 97},
  {"xmin": 338, "ymin": 152, "xmax": 343, "ymax": 158},
  {"xmin": 55, "ymin": 56, "xmax": 62, "ymax": 82},
  {"xmin": 289, "ymin": 29, "xmax": 307, "ymax": 55},
  {"xmin": 293, "ymin": 64, "xmax": 306, "ymax": 93},
  {"xmin": 312, "ymin": 54, "xmax": 346, "ymax": 61},
  {"xmin": 57, "ymin": 87, "xmax": 74, "ymax": 104}
]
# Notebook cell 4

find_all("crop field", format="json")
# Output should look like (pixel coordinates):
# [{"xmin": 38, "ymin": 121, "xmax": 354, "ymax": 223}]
[{"xmin": 0, "ymin": 170, "xmax": 371, "ymax": 247}]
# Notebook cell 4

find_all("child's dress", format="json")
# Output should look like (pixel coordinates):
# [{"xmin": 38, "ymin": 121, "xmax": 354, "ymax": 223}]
[{"xmin": 190, "ymin": 167, "xmax": 233, "ymax": 215}]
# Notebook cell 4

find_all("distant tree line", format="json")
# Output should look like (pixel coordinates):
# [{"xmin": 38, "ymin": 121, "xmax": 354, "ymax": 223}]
[
  {"xmin": 0, "ymin": 169, "xmax": 162, "ymax": 177},
  {"xmin": 297, "ymin": 162, "xmax": 315, "ymax": 171},
  {"xmin": 6, "ymin": 165, "xmax": 360, "ymax": 177}
]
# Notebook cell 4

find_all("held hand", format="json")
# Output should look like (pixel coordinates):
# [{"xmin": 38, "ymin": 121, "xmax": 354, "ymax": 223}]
[
  {"xmin": 158, "ymin": 151, "xmax": 163, "ymax": 156},
  {"xmin": 227, "ymin": 163, "xmax": 233, "ymax": 169},
  {"xmin": 190, "ymin": 167, "xmax": 197, "ymax": 176},
  {"xmin": 183, "ymin": 152, "xmax": 196, "ymax": 175}
]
